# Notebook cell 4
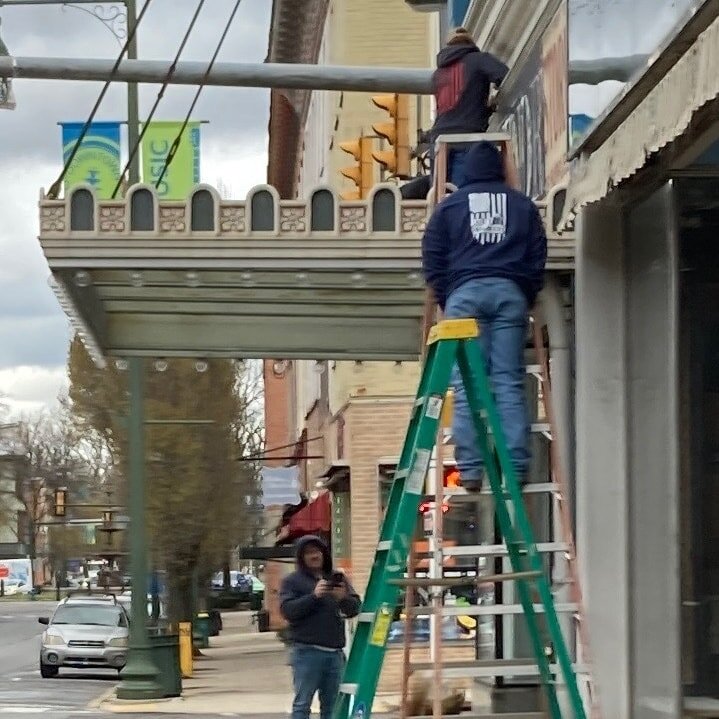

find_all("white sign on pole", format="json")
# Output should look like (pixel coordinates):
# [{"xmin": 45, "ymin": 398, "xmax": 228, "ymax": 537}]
[{"xmin": 259, "ymin": 465, "xmax": 302, "ymax": 507}]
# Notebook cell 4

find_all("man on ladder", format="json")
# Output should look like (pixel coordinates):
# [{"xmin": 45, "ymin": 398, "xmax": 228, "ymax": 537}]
[
  {"xmin": 421, "ymin": 140, "xmax": 547, "ymax": 490},
  {"xmin": 430, "ymin": 27, "xmax": 508, "ymax": 186}
]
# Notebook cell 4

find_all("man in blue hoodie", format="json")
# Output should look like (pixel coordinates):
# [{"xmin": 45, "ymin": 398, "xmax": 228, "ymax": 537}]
[
  {"xmin": 430, "ymin": 28, "xmax": 508, "ymax": 186},
  {"xmin": 422, "ymin": 141, "xmax": 547, "ymax": 490},
  {"xmin": 280, "ymin": 535, "xmax": 361, "ymax": 719}
]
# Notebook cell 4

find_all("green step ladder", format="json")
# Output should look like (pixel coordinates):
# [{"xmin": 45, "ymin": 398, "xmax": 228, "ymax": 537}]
[{"xmin": 333, "ymin": 318, "xmax": 587, "ymax": 719}]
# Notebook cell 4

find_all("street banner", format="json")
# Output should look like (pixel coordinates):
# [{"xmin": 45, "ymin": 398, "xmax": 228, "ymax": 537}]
[
  {"xmin": 141, "ymin": 121, "xmax": 201, "ymax": 200},
  {"xmin": 60, "ymin": 121, "xmax": 122, "ymax": 199}
]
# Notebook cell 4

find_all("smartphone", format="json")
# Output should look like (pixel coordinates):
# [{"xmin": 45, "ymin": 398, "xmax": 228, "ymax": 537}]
[{"xmin": 330, "ymin": 571, "xmax": 344, "ymax": 587}]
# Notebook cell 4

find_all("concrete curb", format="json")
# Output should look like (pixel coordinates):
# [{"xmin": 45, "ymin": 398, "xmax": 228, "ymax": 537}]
[{"xmin": 86, "ymin": 685, "xmax": 118, "ymax": 710}]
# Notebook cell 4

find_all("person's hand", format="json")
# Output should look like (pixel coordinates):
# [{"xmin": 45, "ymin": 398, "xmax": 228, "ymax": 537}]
[
  {"xmin": 331, "ymin": 582, "xmax": 348, "ymax": 601},
  {"xmin": 313, "ymin": 579, "xmax": 330, "ymax": 598}
]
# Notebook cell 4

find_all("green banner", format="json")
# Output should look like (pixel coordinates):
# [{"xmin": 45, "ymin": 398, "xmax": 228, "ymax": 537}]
[{"xmin": 141, "ymin": 121, "xmax": 201, "ymax": 199}]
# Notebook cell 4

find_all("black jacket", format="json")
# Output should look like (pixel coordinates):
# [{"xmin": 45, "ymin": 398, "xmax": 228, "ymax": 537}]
[
  {"xmin": 279, "ymin": 535, "xmax": 361, "ymax": 649},
  {"xmin": 422, "ymin": 142, "xmax": 547, "ymax": 308},
  {"xmin": 430, "ymin": 45, "xmax": 508, "ymax": 140}
]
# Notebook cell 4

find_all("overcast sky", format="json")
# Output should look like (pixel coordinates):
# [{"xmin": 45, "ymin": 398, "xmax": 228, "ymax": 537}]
[{"xmin": 0, "ymin": 0, "xmax": 271, "ymax": 415}]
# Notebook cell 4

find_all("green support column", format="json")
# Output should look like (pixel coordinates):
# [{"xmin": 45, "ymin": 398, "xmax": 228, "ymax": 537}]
[
  {"xmin": 117, "ymin": 357, "xmax": 162, "ymax": 700},
  {"xmin": 126, "ymin": 0, "xmax": 141, "ymax": 186}
]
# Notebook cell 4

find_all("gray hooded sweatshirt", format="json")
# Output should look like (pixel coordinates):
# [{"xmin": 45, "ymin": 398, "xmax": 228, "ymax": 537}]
[{"xmin": 279, "ymin": 535, "xmax": 361, "ymax": 649}]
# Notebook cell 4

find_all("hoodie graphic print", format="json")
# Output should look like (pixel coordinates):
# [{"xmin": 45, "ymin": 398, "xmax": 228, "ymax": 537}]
[{"xmin": 469, "ymin": 192, "xmax": 507, "ymax": 245}]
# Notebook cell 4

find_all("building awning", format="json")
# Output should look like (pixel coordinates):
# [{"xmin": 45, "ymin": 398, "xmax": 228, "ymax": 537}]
[
  {"xmin": 316, "ymin": 461, "xmax": 350, "ymax": 490},
  {"xmin": 275, "ymin": 492, "xmax": 331, "ymax": 545},
  {"xmin": 563, "ymin": 6, "xmax": 719, "ymax": 226}
]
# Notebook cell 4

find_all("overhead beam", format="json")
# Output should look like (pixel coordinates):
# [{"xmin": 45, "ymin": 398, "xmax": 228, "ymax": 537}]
[{"xmin": 0, "ymin": 56, "xmax": 434, "ymax": 93}]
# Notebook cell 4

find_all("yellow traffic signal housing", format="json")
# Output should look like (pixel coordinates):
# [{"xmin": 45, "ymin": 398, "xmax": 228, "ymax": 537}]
[
  {"xmin": 339, "ymin": 136, "xmax": 374, "ymax": 200},
  {"xmin": 54, "ymin": 487, "xmax": 67, "ymax": 518},
  {"xmin": 371, "ymin": 93, "xmax": 410, "ymax": 179}
]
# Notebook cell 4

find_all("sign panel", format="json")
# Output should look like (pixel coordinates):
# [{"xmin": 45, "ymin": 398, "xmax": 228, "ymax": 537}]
[
  {"xmin": 259, "ymin": 465, "xmax": 301, "ymax": 506},
  {"xmin": 0, "ymin": 558, "xmax": 31, "ymax": 585},
  {"xmin": 61, "ymin": 122, "xmax": 122, "ymax": 199},
  {"xmin": 499, "ymin": 45, "xmax": 546, "ymax": 199},
  {"xmin": 141, "ymin": 121, "xmax": 201, "ymax": 199}
]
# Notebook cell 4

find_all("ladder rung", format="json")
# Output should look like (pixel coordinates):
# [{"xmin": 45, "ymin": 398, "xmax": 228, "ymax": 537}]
[
  {"xmin": 357, "ymin": 612, "xmax": 374, "ymax": 622},
  {"xmin": 410, "ymin": 659, "xmax": 588, "ymax": 679},
  {"xmin": 446, "ymin": 482, "xmax": 560, "ymax": 498},
  {"xmin": 434, "ymin": 132, "xmax": 511, "ymax": 145},
  {"xmin": 408, "ymin": 601, "xmax": 580, "ymax": 617},
  {"xmin": 339, "ymin": 683, "xmax": 358, "ymax": 695},
  {"xmin": 391, "ymin": 570, "xmax": 539, "ymax": 587},
  {"xmin": 444, "ymin": 423, "xmax": 550, "ymax": 438},
  {"xmin": 377, "ymin": 540, "xmax": 391, "ymax": 551},
  {"xmin": 443, "ymin": 542, "xmax": 569, "ymax": 557}
]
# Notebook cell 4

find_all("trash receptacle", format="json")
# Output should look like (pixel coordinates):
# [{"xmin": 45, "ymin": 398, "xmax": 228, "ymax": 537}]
[
  {"xmin": 208, "ymin": 609, "xmax": 221, "ymax": 637},
  {"xmin": 148, "ymin": 631, "xmax": 182, "ymax": 698},
  {"xmin": 193, "ymin": 612, "xmax": 210, "ymax": 649},
  {"xmin": 257, "ymin": 608, "xmax": 270, "ymax": 632},
  {"xmin": 250, "ymin": 591, "xmax": 263, "ymax": 611}
]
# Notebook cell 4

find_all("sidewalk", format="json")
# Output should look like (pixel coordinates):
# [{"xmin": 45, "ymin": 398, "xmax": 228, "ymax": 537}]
[{"xmin": 99, "ymin": 612, "xmax": 400, "ymax": 716}]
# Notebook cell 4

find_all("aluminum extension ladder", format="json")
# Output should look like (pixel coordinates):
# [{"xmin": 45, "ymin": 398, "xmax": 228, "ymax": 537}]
[{"xmin": 332, "ymin": 319, "xmax": 587, "ymax": 719}]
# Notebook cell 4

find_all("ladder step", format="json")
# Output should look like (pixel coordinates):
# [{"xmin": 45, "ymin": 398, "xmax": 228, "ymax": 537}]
[
  {"xmin": 358, "ymin": 612, "xmax": 374, "ymax": 622},
  {"xmin": 339, "ymin": 683, "xmax": 358, "ymax": 695},
  {"xmin": 442, "ymin": 542, "xmax": 569, "ymax": 557},
  {"xmin": 408, "ymin": 602, "xmax": 579, "ymax": 617},
  {"xmin": 410, "ymin": 659, "xmax": 588, "ymax": 679},
  {"xmin": 446, "ymin": 482, "xmax": 560, "ymax": 498},
  {"xmin": 377, "ymin": 540, "xmax": 391, "ymax": 551}
]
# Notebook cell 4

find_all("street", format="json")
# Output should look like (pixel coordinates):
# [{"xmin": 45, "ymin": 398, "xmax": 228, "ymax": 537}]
[
  {"xmin": 0, "ymin": 600, "xmax": 114, "ymax": 718},
  {"xmin": 0, "ymin": 602, "xmax": 288, "ymax": 719}
]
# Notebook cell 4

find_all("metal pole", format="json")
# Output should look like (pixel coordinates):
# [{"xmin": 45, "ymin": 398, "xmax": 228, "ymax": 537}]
[
  {"xmin": 125, "ymin": 0, "xmax": 140, "ymax": 185},
  {"xmin": 0, "ymin": 56, "xmax": 434, "ymax": 94},
  {"xmin": 116, "ymin": 357, "xmax": 162, "ymax": 700}
]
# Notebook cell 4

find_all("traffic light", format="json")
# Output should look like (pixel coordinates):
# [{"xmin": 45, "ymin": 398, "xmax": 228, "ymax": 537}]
[
  {"xmin": 371, "ymin": 94, "xmax": 410, "ymax": 178},
  {"xmin": 54, "ymin": 487, "xmax": 67, "ymax": 518},
  {"xmin": 339, "ymin": 135, "xmax": 373, "ymax": 200},
  {"xmin": 444, "ymin": 466, "xmax": 461, "ymax": 488}
]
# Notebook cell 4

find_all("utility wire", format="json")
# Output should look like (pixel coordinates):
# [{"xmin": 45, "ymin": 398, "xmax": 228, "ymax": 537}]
[
  {"xmin": 154, "ymin": 0, "xmax": 243, "ymax": 190},
  {"xmin": 112, "ymin": 0, "xmax": 207, "ymax": 199},
  {"xmin": 47, "ymin": 0, "xmax": 155, "ymax": 199}
]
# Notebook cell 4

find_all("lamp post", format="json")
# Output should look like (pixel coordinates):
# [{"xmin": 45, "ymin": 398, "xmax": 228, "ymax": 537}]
[{"xmin": 116, "ymin": 357, "xmax": 161, "ymax": 699}]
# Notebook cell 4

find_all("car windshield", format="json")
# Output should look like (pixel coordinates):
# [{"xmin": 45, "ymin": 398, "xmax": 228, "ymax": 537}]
[{"xmin": 51, "ymin": 604, "xmax": 127, "ymax": 627}]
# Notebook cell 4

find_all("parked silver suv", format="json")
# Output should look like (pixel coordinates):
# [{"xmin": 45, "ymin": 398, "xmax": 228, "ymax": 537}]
[{"xmin": 38, "ymin": 597, "xmax": 129, "ymax": 678}]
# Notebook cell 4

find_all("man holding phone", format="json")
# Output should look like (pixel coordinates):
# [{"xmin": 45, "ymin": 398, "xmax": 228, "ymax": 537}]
[{"xmin": 280, "ymin": 535, "xmax": 361, "ymax": 719}]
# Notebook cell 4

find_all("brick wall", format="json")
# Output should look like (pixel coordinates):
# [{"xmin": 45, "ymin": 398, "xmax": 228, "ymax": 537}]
[
  {"xmin": 329, "ymin": 361, "xmax": 421, "ymax": 417},
  {"xmin": 327, "ymin": 0, "xmax": 434, "ymax": 191},
  {"xmin": 344, "ymin": 397, "xmax": 413, "ymax": 592},
  {"xmin": 262, "ymin": 359, "xmax": 294, "ymax": 464}
]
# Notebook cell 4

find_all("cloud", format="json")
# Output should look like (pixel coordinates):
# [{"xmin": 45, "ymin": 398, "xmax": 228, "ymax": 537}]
[
  {"xmin": 0, "ymin": 365, "xmax": 68, "ymax": 418},
  {"xmin": 0, "ymin": 0, "xmax": 272, "ymax": 411}
]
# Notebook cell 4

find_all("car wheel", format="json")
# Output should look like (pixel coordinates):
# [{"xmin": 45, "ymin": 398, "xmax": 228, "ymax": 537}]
[{"xmin": 40, "ymin": 663, "xmax": 58, "ymax": 678}]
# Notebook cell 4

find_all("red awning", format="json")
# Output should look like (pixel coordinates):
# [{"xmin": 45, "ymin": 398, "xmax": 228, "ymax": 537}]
[{"xmin": 276, "ymin": 492, "xmax": 331, "ymax": 544}]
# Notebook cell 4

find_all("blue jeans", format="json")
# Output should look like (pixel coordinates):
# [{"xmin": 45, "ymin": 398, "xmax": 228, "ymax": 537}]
[
  {"xmin": 444, "ymin": 278, "xmax": 531, "ymax": 483},
  {"xmin": 290, "ymin": 644, "xmax": 344, "ymax": 719},
  {"xmin": 429, "ymin": 147, "xmax": 469, "ymax": 188}
]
